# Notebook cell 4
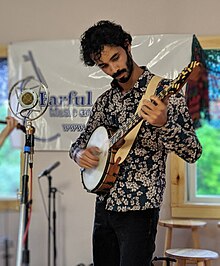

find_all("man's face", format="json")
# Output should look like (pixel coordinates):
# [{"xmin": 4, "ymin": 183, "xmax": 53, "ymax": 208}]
[{"xmin": 93, "ymin": 45, "xmax": 133, "ymax": 83}]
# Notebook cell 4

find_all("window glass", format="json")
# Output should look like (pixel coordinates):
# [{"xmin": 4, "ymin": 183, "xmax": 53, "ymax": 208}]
[{"xmin": 0, "ymin": 58, "xmax": 20, "ymax": 199}]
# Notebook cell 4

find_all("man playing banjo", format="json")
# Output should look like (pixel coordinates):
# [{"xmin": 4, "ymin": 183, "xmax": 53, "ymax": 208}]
[{"xmin": 69, "ymin": 20, "xmax": 202, "ymax": 266}]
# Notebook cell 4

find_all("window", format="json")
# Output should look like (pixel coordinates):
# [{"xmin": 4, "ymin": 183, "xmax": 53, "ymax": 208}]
[
  {"xmin": 0, "ymin": 46, "xmax": 20, "ymax": 210},
  {"xmin": 187, "ymin": 48, "xmax": 220, "ymax": 204},
  {"xmin": 171, "ymin": 36, "xmax": 220, "ymax": 219}
]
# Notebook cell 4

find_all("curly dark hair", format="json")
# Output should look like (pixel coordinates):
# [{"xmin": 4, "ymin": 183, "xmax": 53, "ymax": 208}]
[{"xmin": 80, "ymin": 20, "xmax": 132, "ymax": 66}]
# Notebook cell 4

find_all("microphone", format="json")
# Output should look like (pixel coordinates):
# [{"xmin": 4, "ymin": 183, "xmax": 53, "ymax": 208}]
[
  {"xmin": 0, "ymin": 120, "xmax": 26, "ymax": 134},
  {"xmin": 38, "ymin": 161, "xmax": 61, "ymax": 178},
  {"xmin": 19, "ymin": 88, "xmax": 38, "ymax": 109}
]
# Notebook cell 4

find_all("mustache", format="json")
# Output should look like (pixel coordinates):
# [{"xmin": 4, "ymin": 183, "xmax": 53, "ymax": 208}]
[{"xmin": 112, "ymin": 69, "xmax": 126, "ymax": 79}]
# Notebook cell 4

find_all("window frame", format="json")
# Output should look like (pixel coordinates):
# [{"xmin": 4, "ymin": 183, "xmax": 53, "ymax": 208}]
[{"xmin": 170, "ymin": 35, "xmax": 220, "ymax": 219}]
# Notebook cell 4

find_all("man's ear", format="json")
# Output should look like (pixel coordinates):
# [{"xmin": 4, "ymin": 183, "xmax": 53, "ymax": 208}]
[{"xmin": 124, "ymin": 39, "xmax": 131, "ymax": 51}]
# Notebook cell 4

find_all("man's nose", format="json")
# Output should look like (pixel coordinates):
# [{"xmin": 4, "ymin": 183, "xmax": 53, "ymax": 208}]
[{"xmin": 110, "ymin": 64, "xmax": 119, "ymax": 75}]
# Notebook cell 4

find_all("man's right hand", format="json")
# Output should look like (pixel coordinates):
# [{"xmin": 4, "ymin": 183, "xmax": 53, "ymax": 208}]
[{"xmin": 75, "ymin": 146, "xmax": 100, "ymax": 169}]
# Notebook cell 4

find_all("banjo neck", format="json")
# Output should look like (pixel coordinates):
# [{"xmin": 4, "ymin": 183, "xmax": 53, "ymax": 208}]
[
  {"xmin": 109, "ymin": 113, "xmax": 142, "ymax": 147},
  {"xmin": 108, "ymin": 61, "xmax": 201, "ymax": 148}
]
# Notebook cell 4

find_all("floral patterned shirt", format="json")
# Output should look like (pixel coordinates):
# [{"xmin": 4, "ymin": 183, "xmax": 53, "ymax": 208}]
[{"xmin": 69, "ymin": 67, "xmax": 202, "ymax": 212}]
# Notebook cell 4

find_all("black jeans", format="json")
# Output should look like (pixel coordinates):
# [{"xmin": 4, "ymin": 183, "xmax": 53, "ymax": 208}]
[{"xmin": 93, "ymin": 199, "xmax": 160, "ymax": 266}]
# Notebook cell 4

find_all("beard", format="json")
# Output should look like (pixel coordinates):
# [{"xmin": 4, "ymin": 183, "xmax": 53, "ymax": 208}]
[{"xmin": 112, "ymin": 50, "xmax": 133, "ymax": 83}]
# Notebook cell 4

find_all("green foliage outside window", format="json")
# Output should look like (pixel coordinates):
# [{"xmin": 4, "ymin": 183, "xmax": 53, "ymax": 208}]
[
  {"xmin": 196, "ymin": 122, "xmax": 220, "ymax": 196},
  {"xmin": 195, "ymin": 49, "xmax": 220, "ymax": 197},
  {"xmin": 0, "ymin": 59, "xmax": 20, "ymax": 199}
]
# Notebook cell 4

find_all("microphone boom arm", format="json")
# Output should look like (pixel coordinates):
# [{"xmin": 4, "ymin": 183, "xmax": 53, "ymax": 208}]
[{"xmin": 38, "ymin": 161, "xmax": 61, "ymax": 178}]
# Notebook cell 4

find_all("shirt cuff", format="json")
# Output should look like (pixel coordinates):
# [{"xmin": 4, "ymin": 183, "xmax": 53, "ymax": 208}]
[{"xmin": 70, "ymin": 147, "xmax": 81, "ymax": 162}]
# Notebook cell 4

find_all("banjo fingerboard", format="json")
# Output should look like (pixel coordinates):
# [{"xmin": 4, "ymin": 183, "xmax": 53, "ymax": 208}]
[
  {"xmin": 109, "ymin": 113, "xmax": 141, "ymax": 147},
  {"xmin": 109, "ymin": 61, "xmax": 201, "ymax": 147}
]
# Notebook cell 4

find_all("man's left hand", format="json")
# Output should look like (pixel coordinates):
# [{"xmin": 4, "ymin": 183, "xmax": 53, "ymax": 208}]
[{"xmin": 139, "ymin": 96, "xmax": 168, "ymax": 127}]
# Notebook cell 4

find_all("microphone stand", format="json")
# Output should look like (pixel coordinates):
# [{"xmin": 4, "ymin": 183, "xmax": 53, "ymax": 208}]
[
  {"xmin": 47, "ymin": 176, "xmax": 60, "ymax": 266},
  {"xmin": 47, "ymin": 174, "xmax": 52, "ymax": 266},
  {"xmin": 51, "ymin": 187, "xmax": 58, "ymax": 266},
  {"xmin": 16, "ymin": 121, "xmax": 35, "ymax": 266},
  {"xmin": 3, "ymin": 238, "xmax": 10, "ymax": 266},
  {"xmin": 1, "ymin": 237, "xmax": 12, "ymax": 266}
]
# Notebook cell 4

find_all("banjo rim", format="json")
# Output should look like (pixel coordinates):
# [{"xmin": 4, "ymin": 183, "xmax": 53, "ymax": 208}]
[
  {"xmin": 81, "ymin": 126, "xmax": 112, "ymax": 193},
  {"xmin": 81, "ymin": 149, "xmax": 112, "ymax": 193}
]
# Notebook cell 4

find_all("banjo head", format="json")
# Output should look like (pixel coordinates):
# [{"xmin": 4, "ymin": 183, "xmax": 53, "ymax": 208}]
[{"xmin": 82, "ymin": 126, "xmax": 110, "ymax": 192}]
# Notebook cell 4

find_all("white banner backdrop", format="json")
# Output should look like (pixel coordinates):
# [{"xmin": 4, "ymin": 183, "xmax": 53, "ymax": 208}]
[{"xmin": 8, "ymin": 34, "xmax": 193, "ymax": 151}]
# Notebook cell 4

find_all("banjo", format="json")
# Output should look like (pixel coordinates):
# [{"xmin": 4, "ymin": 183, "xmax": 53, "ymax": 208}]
[{"xmin": 81, "ymin": 61, "xmax": 201, "ymax": 194}]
